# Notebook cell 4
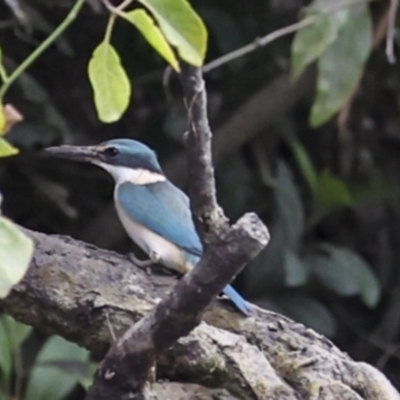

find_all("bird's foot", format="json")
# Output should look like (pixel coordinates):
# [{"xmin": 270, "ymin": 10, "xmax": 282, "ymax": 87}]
[
  {"xmin": 128, "ymin": 251, "xmax": 171, "ymax": 276},
  {"xmin": 128, "ymin": 252, "xmax": 155, "ymax": 275},
  {"xmin": 128, "ymin": 252, "xmax": 155, "ymax": 267}
]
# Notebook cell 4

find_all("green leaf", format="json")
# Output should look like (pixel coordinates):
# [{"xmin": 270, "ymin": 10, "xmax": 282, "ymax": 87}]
[
  {"xmin": 1, "ymin": 315, "xmax": 32, "ymax": 353},
  {"xmin": 310, "ymin": 4, "xmax": 372, "ymax": 126},
  {"xmin": 78, "ymin": 362, "xmax": 97, "ymax": 390},
  {"xmin": 288, "ymin": 139, "xmax": 318, "ymax": 192},
  {"xmin": 312, "ymin": 169, "xmax": 353, "ymax": 222},
  {"xmin": 291, "ymin": 6, "xmax": 348, "ymax": 80},
  {"xmin": 88, "ymin": 42, "xmax": 131, "ymax": 123},
  {"xmin": 124, "ymin": 9, "xmax": 180, "ymax": 71},
  {"xmin": 0, "ymin": 315, "xmax": 32, "ymax": 393},
  {"xmin": 307, "ymin": 244, "xmax": 381, "ymax": 307},
  {"xmin": 0, "ymin": 217, "xmax": 33, "ymax": 298},
  {"xmin": 138, "ymin": 0, "xmax": 207, "ymax": 66},
  {"xmin": 283, "ymin": 250, "xmax": 308, "ymax": 287},
  {"xmin": 24, "ymin": 336, "xmax": 90, "ymax": 400},
  {"xmin": 0, "ymin": 319, "xmax": 12, "ymax": 393},
  {"xmin": 275, "ymin": 161, "xmax": 304, "ymax": 247}
]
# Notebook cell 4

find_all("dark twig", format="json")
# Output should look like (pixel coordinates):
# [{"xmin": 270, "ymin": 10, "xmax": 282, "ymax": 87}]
[
  {"xmin": 179, "ymin": 63, "xmax": 228, "ymax": 238},
  {"xmin": 85, "ymin": 65, "xmax": 269, "ymax": 399}
]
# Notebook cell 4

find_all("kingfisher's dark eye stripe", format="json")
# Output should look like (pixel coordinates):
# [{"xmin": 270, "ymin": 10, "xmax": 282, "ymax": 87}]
[{"xmin": 103, "ymin": 147, "xmax": 119, "ymax": 158}]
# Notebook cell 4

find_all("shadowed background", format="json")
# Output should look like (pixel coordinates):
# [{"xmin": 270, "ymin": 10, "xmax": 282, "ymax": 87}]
[{"xmin": 1, "ymin": 0, "xmax": 400, "ymax": 397}]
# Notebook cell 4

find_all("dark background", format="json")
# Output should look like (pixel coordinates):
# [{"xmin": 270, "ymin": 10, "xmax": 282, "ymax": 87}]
[{"xmin": 1, "ymin": 0, "xmax": 400, "ymax": 396}]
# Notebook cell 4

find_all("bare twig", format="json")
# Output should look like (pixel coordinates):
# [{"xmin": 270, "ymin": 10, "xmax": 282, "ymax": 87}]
[
  {"xmin": 162, "ymin": 0, "xmax": 375, "ymax": 98},
  {"xmin": 161, "ymin": 12, "xmax": 313, "ymax": 88},
  {"xmin": 202, "ymin": 0, "xmax": 376, "ymax": 74},
  {"xmin": 0, "ymin": 0, "xmax": 86, "ymax": 99},
  {"xmin": 203, "ymin": 18, "xmax": 314, "ymax": 74},
  {"xmin": 102, "ymin": 0, "xmax": 133, "ymax": 16}
]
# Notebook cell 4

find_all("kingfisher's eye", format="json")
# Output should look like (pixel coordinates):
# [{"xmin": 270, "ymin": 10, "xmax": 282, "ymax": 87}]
[{"xmin": 104, "ymin": 147, "xmax": 119, "ymax": 158}]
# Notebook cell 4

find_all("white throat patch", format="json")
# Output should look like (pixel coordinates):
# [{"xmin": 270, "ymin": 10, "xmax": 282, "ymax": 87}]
[{"xmin": 93, "ymin": 162, "xmax": 166, "ymax": 185}]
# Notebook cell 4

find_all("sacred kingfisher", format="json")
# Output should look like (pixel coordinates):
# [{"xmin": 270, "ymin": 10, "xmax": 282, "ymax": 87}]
[{"xmin": 45, "ymin": 139, "xmax": 252, "ymax": 315}]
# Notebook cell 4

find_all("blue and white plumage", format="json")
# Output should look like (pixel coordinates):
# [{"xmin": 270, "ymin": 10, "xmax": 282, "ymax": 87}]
[{"xmin": 45, "ymin": 139, "xmax": 252, "ymax": 315}]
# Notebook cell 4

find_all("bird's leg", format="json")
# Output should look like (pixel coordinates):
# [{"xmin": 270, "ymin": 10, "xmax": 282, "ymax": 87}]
[
  {"xmin": 128, "ymin": 252, "xmax": 154, "ymax": 268},
  {"xmin": 127, "ymin": 252, "xmax": 156, "ymax": 275},
  {"xmin": 128, "ymin": 251, "xmax": 179, "ymax": 277},
  {"xmin": 128, "ymin": 250, "xmax": 167, "ymax": 276}
]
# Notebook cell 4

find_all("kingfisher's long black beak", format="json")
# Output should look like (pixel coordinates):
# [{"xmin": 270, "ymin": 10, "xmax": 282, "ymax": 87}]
[{"xmin": 44, "ymin": 145, "xmax": 100, "ymax": 163}]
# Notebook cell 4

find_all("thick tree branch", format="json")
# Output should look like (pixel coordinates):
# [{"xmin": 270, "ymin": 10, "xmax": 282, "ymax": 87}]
[
  {"xmin": 1, "ymin": 229, "xmax": 399, "ymax": 400},
  {"xmin": 85, "ymin": 215, "xmax": 268, "ymax": 399}
]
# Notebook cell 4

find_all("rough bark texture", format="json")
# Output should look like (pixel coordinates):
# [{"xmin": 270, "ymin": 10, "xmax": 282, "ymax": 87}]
[
  {"xmin": 1, "ymin": 228, "xmax": 399, "ymax": 400},
  {"xmin": 85, "ymin": 214, "xmax": 269, "ymax": 399}
]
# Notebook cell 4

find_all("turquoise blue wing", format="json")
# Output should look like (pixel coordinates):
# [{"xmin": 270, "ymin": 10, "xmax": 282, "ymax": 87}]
[
  {"xmin": 117, "ymin": 182, "xmax": 252, "ymax": 316},
  {"xmin": 116, "ymin": 181, "xmax": 203, "ymax": 256}
]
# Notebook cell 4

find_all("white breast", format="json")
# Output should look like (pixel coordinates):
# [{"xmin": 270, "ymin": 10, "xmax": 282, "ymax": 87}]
[{"xmin": 115, "ymin": 197, "xmax": 190, "ymax": 274}]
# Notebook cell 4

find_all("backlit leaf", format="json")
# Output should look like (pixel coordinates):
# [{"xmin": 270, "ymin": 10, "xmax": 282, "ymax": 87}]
[
  {"xmin": 88, "ymin": 42, "xmax": 131, "ymax": 123},
  {"xmin": 310, "ymin": 4, "xmax": 372, "ymax": 126},
  {"xmin": 138, "ymin": 0, "xmax": 207, "ymax": 66},
  {"xmin": 125, "ymin": 9, "xmax": 180, "ymax": 71},
  {"xmin": 291, "ymin": 5, "xmax": 348, "ymax": 80},
  {"xmin": 0, "ymin": 217, "xmax": 33, "ymax": 298}
]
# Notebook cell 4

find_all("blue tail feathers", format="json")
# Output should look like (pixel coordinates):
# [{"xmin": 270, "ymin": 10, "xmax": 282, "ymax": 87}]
[
  {"xmin": 223, "ymin": 284, "xmax": 253, "ymax": 316},
  {"xmin": 187, "ymin": 253, "xmax": 252, "ymax": 316}
]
